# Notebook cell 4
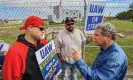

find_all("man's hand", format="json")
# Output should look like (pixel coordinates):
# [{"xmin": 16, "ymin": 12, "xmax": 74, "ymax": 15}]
[{"xmin": 72, "ymin": 48, "xmax": 82, "ymax": 61}]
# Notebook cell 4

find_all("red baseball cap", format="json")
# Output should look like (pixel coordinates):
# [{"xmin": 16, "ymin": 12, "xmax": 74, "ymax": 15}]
[{"xmin": 19, "ymin": 16, "xmax": 45, "ymax": 30}]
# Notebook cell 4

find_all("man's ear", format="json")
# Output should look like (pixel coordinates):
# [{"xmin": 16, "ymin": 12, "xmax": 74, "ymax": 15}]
[
  {"xmin": 26, "ymin": 25, "xmax": 32, "ymax": 31},
  {"xmin": 107, "ymin": 34, "xmax": 112, "ymax": 40}
]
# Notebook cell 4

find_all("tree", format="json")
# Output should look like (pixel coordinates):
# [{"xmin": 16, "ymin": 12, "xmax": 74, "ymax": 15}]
[
  {"xmin": 116, "ymin": 2, "xmax": 133, "ymax": 21},
  {"xmin": 116, "ymin": 11, "xmax": 130, "ymax": 20},
  {"xmin": 129, "ymin": 2, "xmax": 133, "ymax": 10}
]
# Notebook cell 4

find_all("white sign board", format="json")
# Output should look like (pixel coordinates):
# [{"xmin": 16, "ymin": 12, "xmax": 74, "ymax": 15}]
[
  {"xmin": 0, "ymin": 43, "xmax": 9, "ymax": 52},
  {"xmin": 35, "ymin": 40, "xmax": 61, "ymax": 80},
  {"xmin": 84, "ymin": 2, "xmax": 105, "ymax": 34},
  {"xmin": 0, "ymin": 42, "xmax": 9, "ymax": 70}
]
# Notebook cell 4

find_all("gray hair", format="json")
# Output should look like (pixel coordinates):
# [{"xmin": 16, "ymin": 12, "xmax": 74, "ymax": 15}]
[{"xmin": 96, "ymin": 22, "xmax": 117, "ymax": 40}]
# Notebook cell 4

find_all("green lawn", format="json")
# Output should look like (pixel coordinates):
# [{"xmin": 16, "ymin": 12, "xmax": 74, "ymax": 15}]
[
  {"xmin": 0, "ymin": 36, "xmax": 17, "ymax": 45},
  {"xmin": 46, "ymin": 19, "xmax": 133, "ymax": 31},
  {"xmin": 104, "ymin": 19, "xmax": 133, "ymax": 31}
]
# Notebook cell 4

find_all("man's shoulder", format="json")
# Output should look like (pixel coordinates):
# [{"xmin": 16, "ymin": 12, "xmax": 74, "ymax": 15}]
[
  {"xmin": 75, "ymin": 29, "xmax": 83, "ymax": 34},
  {"xmin": 57, "ymin": 29, "xmax": 66, "ymax": 35},
  {"xmin": 75, "ymin": 28, "xmax": 81, "ymax": 31},
  {"xmin": 59, "ymin": 28, "xmax": 66, "ymax": 33},
  {"xmin": 111, "ymin": 43, "xmax": 124, "ymax": 53},
  {"xmin": 4, "ymin": 41, "xmax": 29, "ymax": 61},
  {"xmin": 107, "ymin": 43, "xmax": 126, "ymax": 60},
  {"xmin": 8, "ymin": 41, "xmax": 29, "ymax": 55},
  {"xmin": 12, "ymin": 41, "xmax": 29, "ymax": 48}
]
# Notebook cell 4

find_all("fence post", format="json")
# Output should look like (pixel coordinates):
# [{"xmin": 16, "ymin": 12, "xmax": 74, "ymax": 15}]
[
  {"xmin": 82, "ymin": 0, "xmax": 87, "ymax": 59},
  {"xmin": 84, "ymin": 0, "xmax": 87, "ymax": 20},
  {"xmin": 81, "ymin": 41, "xmax": 85, "ymax": 59}
]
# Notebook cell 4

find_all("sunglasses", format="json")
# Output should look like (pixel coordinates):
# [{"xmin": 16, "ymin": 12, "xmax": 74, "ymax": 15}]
[
  {"xmin": 34, "ymin": 26, "xmax": 46, "ymax": 31},
  {"xmin": 67, "ymin": 23, "xmax": 74, "ymax": 26},
  {"xmin": 39, "ymin": 27, "xmax": 45, "ymax": 31}
]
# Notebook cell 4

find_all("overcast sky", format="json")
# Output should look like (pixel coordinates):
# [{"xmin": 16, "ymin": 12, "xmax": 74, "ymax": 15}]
[
  {"xmin": 0, "ymin": 0, "xmax": 132, "ymax": 20},
  {"xmin": 0, "ymin": 0, "xmax": 131, "ymax": 7},
  {"xmin": 0, "ymin": 0, "xmax": 131, "ymax": 3}
]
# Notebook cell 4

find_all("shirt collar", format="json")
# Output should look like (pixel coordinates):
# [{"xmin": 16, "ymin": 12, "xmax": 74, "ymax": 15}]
[
  {"xmin": 64, "ymin": 28, "xmax": 76, "ymax": 34},
  {"xmin": 100, "ymin": 42, "xmax": 117, "ymax": 53}
]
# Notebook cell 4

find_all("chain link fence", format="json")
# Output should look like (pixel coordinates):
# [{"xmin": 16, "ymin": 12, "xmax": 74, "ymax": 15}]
[{"xmin": 0, "ymin": 1, "xmax": 133, "ymax": 79}]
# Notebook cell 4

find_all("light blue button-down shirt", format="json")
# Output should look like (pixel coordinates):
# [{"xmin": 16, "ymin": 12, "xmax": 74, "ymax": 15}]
[{"xmin": 74, "ymin": 42, "xmax": 128, "ymax": 80}]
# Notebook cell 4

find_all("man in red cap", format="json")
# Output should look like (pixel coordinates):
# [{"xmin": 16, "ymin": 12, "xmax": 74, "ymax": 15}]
[{"xmin": 2, "ymin": 16, "xmax": 48, "ymax": 80}]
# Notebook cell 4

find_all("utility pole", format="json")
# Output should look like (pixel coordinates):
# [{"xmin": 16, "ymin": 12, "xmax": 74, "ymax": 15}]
[{"xmin": 84, "ymin": 0, "xmax": 87, "ymax": 23}]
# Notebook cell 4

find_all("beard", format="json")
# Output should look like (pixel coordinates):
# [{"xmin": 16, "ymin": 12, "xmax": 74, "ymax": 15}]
[
  {"xmin": 96, "ymin": 41, "xmax": 107, "ymax": 49},
  {"xmin": 66, "ymin": 26, "xmax": 74, "ymax": 32}
]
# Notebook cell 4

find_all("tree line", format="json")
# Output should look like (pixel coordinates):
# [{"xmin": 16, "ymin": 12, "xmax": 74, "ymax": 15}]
[{"xmin": 116, "ymin": 2, "xmax": 133, "ymax": 21}]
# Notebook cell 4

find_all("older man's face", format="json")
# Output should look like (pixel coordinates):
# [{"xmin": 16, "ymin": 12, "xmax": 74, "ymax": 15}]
[{"xmin": 93, "ymin": 29, "xmax": 107, "ymax": 47}]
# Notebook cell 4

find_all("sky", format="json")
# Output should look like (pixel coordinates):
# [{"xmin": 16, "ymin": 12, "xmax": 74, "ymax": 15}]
[{"xmin": 0, "ymin": 0, "xmax": 132, "ymax": 20}]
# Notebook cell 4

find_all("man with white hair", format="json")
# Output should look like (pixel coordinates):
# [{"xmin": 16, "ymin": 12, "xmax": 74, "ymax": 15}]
[{"xmin": 72, "ymin": 22, "xmax": 128, "ymax": 80}]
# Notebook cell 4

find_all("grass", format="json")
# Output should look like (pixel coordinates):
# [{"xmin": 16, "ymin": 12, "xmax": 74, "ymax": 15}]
[
  {"xmin": 0, "ymin": 25, "xmax": 21, "ymax": 44},
  {"xmin": 104, "ymin": 19, "xmax": 133, "ymax": 31},
  {"xmin": 0, "ymin": 36, "xmax": 17, "ymax": 45},
  {"xmin": 116, "ymin": 37, "xmax": 133, "ymax": 46}
]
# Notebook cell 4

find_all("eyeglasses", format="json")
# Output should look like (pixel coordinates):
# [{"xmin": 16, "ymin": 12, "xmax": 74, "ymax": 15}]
[
  {"xmin": 93, "ymin": 33, "xmax": 102, "ymax": 37},
  {"xmin": 67, "ymin": 23, "xmax": 74, "ymax": 26}
]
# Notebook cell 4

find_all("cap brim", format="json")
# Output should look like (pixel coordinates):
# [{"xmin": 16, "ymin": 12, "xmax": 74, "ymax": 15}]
[
  {"xmin": 19, "ymin": 26, "xmax": 26, "ymax": 30},
  {"xmin": 66, "ymin": 21, "xmax": 75, "ymax": 24},
  {"xmin": 37, "ymin": 26, "xmax": 45, "ymax": 28}
]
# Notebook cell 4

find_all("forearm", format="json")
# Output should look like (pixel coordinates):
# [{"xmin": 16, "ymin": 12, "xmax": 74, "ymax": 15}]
[
  {"xmin": 75, "ymin": 58, "xmax": 124, "ymax": 80},
  {"xmin": 74, "ymin": 58, "xmax": 92, "ymax": 79},
  {"xmin": 57, "ymin": 53, "xmax": 64, "ymax": 63},
  {"xmin": 57, "ymin": 53, "xmax": 61, "ymax": 59}
]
